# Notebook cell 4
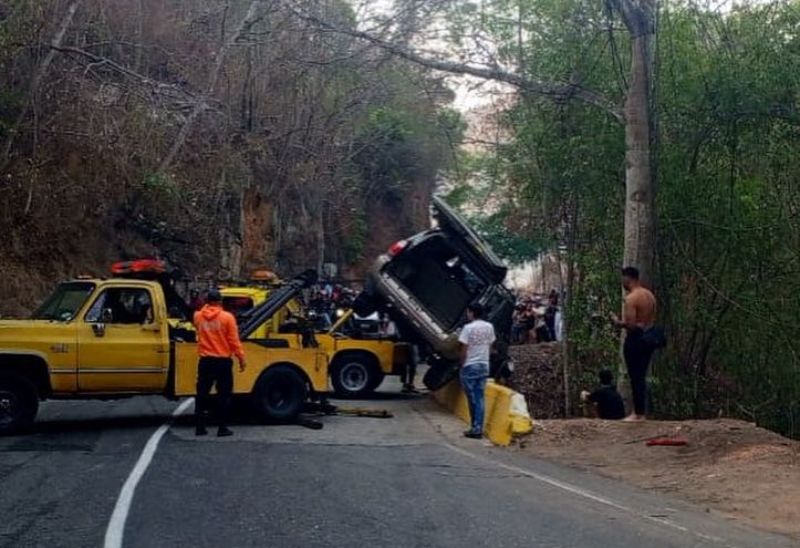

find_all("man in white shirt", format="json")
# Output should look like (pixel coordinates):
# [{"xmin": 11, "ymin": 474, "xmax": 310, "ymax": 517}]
[{"xmin": 458, "ymin": 302, "xmax": 496, "ymax": 439}]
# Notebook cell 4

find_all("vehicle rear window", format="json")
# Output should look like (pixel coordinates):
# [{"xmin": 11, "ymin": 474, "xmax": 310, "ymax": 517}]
[
  {"xmin": 223, "ymin": 296, "xmax": 255, "ymax": 320},
  {"xmin": 387, "ymin": 237, "xmax": 487, "ymax": 330},
  {"xmin": 32, "ymin": 282, "xmax": 96, "ymax": 321}
]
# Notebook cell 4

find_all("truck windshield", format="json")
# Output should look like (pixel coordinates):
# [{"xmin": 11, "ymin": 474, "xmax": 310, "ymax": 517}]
[
  {"xmin": 32, "ymin": 282, "xmax": 96, "ymax": 321},
  {"xmin": 223, "ymin": 296, "xmax": 255, "ymax": 321}
]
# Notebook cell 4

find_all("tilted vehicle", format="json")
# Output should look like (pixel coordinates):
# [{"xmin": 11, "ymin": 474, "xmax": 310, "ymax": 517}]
[
  {"xmin": 0, "ymin": 263, "xmax": 327, "ymax": 435},
  {"xmin": 355, "ymin": 196, "xmax": 515, "ymax": 390},
  {"xmin": 220, "ymin": 287, "xmax": 411, "ymax": 398}
]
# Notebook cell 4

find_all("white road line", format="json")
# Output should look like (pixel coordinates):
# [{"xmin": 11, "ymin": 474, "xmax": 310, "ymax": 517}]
[
  {"xmin": 442, "ymin": 442, "xmax": 739, "ymax": 547},
  {"xmin": 444, "ymin": 443, "xmax": 631, "ymax": 511},
  {"xmin": 104, "ymin": 399, "xmax": 193, "ymax": 548}
]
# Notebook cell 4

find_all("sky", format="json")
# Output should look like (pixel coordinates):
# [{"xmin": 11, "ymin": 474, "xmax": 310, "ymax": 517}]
[{"xmin": 352, "ymin": 0, "xmax": 507, "ymax": 112}]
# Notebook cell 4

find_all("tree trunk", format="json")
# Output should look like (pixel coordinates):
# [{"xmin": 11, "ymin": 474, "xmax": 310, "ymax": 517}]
[
  {"xmin": 562, "ymin": 193, "xmax": 579, "ymax": 416},
  {"xmin": 618, "ymin": 0, "xmax": 657, "ymax": 288},
  {"xmin": 316, "ymin": 208, "xmax": 325, "ymax": 275},
  {"xmin": 135, "ymin": 0, "xmax": 144, "ymax": 73},
  {"xmin": 615, "ymin": 0, "xmax": 657, "ymax": 409}
]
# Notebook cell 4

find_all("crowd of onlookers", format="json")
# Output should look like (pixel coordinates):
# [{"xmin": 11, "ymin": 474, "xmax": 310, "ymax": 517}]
[
  {"xmin": 511, "ymin": 289, "xmax": 563, "ymax": 345},
  {"xmin": 306, "ymin": 282, "xmax": 359, "ymax": 328}
]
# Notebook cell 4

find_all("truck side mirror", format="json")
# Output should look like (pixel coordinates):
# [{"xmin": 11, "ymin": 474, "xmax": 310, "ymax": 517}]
[
  {"xmin": 101, "ymin": 308, "xmax": 113, "ymax": 323},
  {"xmin": 92, "ymin": 323, "xmax": 106, "ymax": 338}
]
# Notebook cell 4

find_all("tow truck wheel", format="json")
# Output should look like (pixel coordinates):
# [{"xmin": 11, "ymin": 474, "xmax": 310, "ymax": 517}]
[
  {"xmin": 331, "ymin": 354, "xmax": 378, "ymax": 398},
  {"xmin": 0, "ymin": 374, "xmax": 39, "ymax": 436},
  {"xmin": 367, "ymin": 370, "xmax": 385, "ymax": 391},
  {"xmin": 251, "ymin": 365, "xmax": 307, "ymax": 423}
]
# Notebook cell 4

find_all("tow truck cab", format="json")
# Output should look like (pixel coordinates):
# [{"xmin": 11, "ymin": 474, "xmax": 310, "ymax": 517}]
[{"xmin": 0, "ymin": 265, "xmax": 327, "ymax": 435}]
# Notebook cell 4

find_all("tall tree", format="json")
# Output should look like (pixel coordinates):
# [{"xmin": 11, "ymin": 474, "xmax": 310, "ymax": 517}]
[{"xmin": 286, "ymin": 0, "xmax": 659, "ymax": 285}]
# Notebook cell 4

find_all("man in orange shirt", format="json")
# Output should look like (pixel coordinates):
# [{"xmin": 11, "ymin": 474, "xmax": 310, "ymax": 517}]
[
  {"xmin": 611, "ymin": 266, "xmax": 657, "ymax": 422},
  {"xmin": 194, "ymin": 289, "xmax": 247, "ymax": 437}
]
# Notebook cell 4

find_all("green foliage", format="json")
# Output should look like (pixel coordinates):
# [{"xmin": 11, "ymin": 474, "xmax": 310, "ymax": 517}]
[
  {"xmin": 442, "ymin": 187, "xmax": 543, "ymax": 264},
  {"xmin": 354, "ymin": 85, "xmax": 465, "ymax": 208},
  {"xmin": 141, "ymin": 173, "xmax": 179, "ymax": 199},
  {"xmin": 445, "ymin": 0, "xmax": 800, "ymax": 438},
  {"xmin": 343, "ymin": 214, "xmax": 368, "ymax": 263},
  {"xmin": 0, "ymin": 87, "xmax": 23, "ymax": 135}
]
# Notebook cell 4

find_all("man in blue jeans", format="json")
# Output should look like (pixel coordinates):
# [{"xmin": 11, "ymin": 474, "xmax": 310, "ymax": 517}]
[{"xmin": 458, "ymin": 302, "xmax": 496, "ymax": 439}]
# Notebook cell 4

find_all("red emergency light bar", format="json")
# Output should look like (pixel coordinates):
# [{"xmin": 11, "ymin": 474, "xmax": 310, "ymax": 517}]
[{"xmin": 111, "ymin": 259, "xmax": 167, "ymax": 276}]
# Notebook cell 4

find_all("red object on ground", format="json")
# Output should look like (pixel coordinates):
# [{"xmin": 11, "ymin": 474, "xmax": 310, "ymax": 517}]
[
  {"xmin": 646, "ymin": 437, "xmax": 688, "ymax": 447},
  {"xmin": 111, "ymin": 259, "xmax": 166, "ymax": 276}
]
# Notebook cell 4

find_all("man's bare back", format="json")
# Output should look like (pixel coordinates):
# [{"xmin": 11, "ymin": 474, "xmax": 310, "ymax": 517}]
[{"xmin": 623, "ymin": 287, "xmax": 656, "ymax": 329}]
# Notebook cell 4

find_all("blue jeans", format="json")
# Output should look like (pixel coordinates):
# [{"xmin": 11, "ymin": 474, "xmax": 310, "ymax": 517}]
[{"xmin": 460, "ymin": 363, "xmax": 489, "ymax": 434}]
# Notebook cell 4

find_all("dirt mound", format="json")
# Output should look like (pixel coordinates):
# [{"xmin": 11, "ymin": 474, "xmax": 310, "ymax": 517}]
[
  {"xmin": 518, "ymin": 418, "xmax": 800, "ymax": 539},
  {"xmin": 508, "ymin": 343, "xmax": 565, "ymax": 419}
]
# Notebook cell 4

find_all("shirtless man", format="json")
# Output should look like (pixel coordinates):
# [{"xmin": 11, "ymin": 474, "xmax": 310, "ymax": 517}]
[{"xmin": 611, "ymin": 266, "xmax": 657, "ymax": 422}]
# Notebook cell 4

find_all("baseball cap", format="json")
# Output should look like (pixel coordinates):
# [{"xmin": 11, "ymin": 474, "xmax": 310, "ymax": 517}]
[{"xmin": 206, "ymin": 289, "xmax": 222, "ymax": 302}]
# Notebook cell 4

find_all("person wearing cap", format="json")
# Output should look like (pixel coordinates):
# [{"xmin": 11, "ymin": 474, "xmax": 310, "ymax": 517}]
[
  {"xmin": 458, "ymin": 302, "xmax": 495, "ymax": 439},
  {"xmin": 193, "ymin": 289, "xmax": 247, "ymax": 437}
]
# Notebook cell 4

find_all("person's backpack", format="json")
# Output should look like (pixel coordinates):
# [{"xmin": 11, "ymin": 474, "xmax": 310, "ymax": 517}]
[{"xmin": 642, "ymin": 326, "xmax": 667, "ymax": 351}]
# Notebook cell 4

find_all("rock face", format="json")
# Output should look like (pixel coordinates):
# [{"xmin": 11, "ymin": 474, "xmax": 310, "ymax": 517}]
[
  {"xmin": 0, "ymin": 2, "xmax": 457, "ymax": 316},
  {"xmin": 508, "ymin": 343, "xmax": 566, "ymax": 419},
  {"xmin": 0, "ymin": 181, "xmax": 432, "ymax": 317}
]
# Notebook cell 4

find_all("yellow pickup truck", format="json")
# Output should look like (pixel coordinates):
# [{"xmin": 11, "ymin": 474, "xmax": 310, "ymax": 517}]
[
  {"xmin": 0, "ymin": 267, "xmax": 326, "ymax": 435},
  {"xmin": 220, "ymin": 287, "xmax": 411, "ymax": 398}
]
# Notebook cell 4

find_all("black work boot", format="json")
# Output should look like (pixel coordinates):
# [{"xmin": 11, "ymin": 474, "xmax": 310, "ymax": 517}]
[{"xmin": 217, "ymin": 426, "xmax": 233, "ymax": 437}]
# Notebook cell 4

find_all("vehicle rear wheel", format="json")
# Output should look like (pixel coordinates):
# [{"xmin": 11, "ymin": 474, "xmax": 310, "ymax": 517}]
[
  {"xmin": 0, "ymin": 374, "xmax": 39, "ymax": 436},
  {"xmin": 331, "ymin": 355, "xmax": 379, "ymax": 398},
  {"xmin": 251, "ymin": 365, "xmax": 307, "ymax": 423},
  {"xmin": 422, "ymin": 362, "xmax": 459, "ymax": 391}
]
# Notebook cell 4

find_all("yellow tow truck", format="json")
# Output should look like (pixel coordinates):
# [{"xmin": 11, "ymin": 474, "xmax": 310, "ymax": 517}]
[
  {"xmin": 0, "ymin": 262, "xmax": 327, "ymax": 435},
  {"xmin": 220, "ymin": 286, "xmax": 412, "ymax": 398}
]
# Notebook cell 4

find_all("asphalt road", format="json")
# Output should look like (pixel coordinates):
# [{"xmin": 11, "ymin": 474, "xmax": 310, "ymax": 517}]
[{"xmin": 0, "ymin": 381, "xmax": 794, "ymax": 548}]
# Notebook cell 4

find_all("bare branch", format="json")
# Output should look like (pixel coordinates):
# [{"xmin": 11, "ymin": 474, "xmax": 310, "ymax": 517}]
[
  {"xmin": 283, "ymin": 4, "xmax": 624, "ymax": 123},
  {"xmin": 1, "ymin": 0, "xmax": 81, "ymax": 171},
  {"xmin": 157, "ymin": 0, "xmax": 262, "ymax": 174}
]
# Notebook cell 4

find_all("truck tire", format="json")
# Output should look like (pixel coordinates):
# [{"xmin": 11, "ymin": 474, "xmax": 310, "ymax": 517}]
[
  {"xmin": 0, "ymin": 374, "xmax": 39, "ymax": 436},
  {"xmin": 367, "ymin": 370, "xmax": 385, "ymax": 392},
  {"xmin": 423, "ymin": 362, "xmax": 459, "ymax": 391},
  {"xmin": 251, "ymin": 365, "xmax": 307, "ymax": 423},
  {"xmin": 331, "ymin": 354, "xmax": 379, "ymax": 398}
]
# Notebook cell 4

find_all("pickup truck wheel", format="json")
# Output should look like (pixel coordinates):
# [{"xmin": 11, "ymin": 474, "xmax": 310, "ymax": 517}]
[
  {"xmin": 367, "ymin": 370, "xmax": 385, "ymax": 391},
  {"xmin": 331, "ymin": 355, "xmax": 378, "ymax": 398},
  {"xmin": 0, "ymin": 375, "xmax": 39, "ymax": 436},
  {"xmin": 422, "ymin": 362, "xmax": 459, "ymax": 391},
  {"xmin": 251, "ymin": 365, "xmax": 307, "ymax": 423}
]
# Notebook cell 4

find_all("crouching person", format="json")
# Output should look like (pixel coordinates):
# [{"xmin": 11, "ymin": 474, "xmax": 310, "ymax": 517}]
[
  {"xmin": 459, "ymin": 303, "xmax": 496, "ymax": 439},
  {"xmin": 580, "ymin": 369, "xmax": 625, "ymax": 420}
]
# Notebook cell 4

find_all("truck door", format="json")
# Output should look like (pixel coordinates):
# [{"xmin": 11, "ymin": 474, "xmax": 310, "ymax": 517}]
[{"xmin": 77, "ymin": 286, "xmax": 169, "ymax": 392}]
